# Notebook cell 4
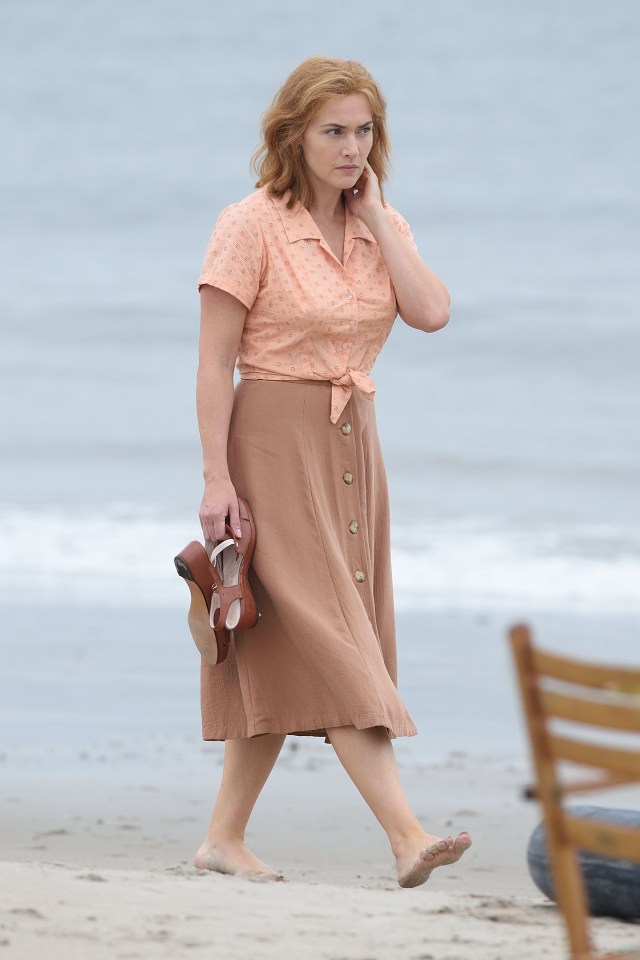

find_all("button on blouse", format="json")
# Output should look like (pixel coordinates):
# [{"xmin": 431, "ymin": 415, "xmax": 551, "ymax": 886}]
[{"xmin": 198, "ymin": 187, "xmax": 418, "ymax": 422}]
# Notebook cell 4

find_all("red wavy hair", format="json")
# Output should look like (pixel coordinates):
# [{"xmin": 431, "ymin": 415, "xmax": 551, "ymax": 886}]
[{"xmin": 252, "ymin": 56, "xmax": 390, "ymax": 209}]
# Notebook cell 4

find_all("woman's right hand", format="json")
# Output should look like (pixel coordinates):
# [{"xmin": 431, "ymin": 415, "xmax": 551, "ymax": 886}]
[{"xmin": 199, "ymin": 477, "xmax": 242, "ymax": 543}]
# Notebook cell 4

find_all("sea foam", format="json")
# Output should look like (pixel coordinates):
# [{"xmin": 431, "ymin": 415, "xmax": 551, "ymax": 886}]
[{"xmin": 1, "ymin": 505, "xmax": 638, "ymax": 614}]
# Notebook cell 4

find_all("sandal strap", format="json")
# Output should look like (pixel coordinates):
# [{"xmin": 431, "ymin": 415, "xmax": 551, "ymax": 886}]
[
  {"xmin": 207, "ymin": 537, "xmax": 237, "ymax": 563},
  {"xmin": 204, "ymin": 538, "xmax": 237, "ymax": 593},
  {"xmin": 210, "ymin": 583, "xmax": 243, "ymax": 629},
  {"xmin": 205, "ymin": 537, "xmax": 243, "ymax": 630}
]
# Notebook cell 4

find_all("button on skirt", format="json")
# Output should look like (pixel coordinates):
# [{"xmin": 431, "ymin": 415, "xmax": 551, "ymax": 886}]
[{"xmin": 200, "ymin": 379, "xmax": 417, "ymax": 741}]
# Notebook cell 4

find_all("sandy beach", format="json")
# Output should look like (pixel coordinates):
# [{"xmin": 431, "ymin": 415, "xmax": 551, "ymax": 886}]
[
  {"xmin": 2, "ymin": 606, "xmax": 640, "ymax": 960},
  {"xmin": 0, "ymin": 862, "xmax": 591, "ymax": 960},
  {"xmin": 3, "ymin": 736, "xmax": 640, "ymax": 960}
]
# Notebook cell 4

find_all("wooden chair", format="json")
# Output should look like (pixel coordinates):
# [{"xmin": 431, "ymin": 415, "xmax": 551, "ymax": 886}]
[{"xmin": 509, "ymin": 623, "xmax": 640, "ymax": 960}]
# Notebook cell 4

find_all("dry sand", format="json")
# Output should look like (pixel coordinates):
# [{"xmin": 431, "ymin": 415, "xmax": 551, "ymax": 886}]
[
  {"xmin": 0, "ymin": 861, "xmax": 603, "ymax": 960},
  {"xmin": 2, "ymin": 739, "xmax": 640, "ymax": 959}
]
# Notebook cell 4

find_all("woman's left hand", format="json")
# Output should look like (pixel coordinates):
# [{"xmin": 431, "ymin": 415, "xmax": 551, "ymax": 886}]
[{"xmin": 343, "ymin": 162, "xmax": 384, "ymax": 224}]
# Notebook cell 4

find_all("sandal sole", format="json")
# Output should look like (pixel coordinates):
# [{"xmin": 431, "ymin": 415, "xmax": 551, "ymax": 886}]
[{"xmin": 174, "ymin": 548, "xmax": 231, "ymax": 665}]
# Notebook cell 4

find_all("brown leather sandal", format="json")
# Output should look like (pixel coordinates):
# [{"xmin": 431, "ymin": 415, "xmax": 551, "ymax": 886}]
[
  {"xmin": 214, "ymin": 497, "xmax": 259, "ymax": 632},
  {"xmin": 174, "ymin": 497, "xmax": 258, "ymax": 665}
]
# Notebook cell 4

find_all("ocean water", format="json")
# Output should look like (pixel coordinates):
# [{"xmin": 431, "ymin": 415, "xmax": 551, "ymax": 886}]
[{"xmin": 1, "ymin": 1, "xmax": 639, "ymax": 758}]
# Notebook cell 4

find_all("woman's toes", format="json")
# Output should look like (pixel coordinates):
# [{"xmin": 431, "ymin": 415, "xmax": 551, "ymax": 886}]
[
  {"xmin": 398, "ymin": 831, "xmax": 472, "ymax": 889},
  {"xmin": 429, "ymin": 838, "xmax": 451, "ymax": 855}
]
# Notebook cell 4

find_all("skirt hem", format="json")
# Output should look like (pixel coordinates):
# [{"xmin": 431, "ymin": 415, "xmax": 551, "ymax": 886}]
[{"xmin": 202, "ymin": 713, "xmax": 418, "ymax": 743}]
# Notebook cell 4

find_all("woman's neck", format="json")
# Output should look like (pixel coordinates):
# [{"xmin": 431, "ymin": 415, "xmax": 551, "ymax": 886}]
[{"xmin": 308, "ymin": 185, "xmax": 345, "ymax": 223}]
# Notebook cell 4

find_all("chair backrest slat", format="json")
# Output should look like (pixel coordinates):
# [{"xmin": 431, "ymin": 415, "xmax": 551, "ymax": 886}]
[
  {"xmin": 540, "ymin": 689, "xmax": 640, "ymax": 732},
  {"xmin": 563, "ymin": 814, "xmax": 640, "ymax": 862},
  {"xmin": 533, "ymin": 648, "xmax": 640, "ymax": 691},
  {"xmin": 549, "ymin": 733, "xmax": 640, "ymax": 777}
]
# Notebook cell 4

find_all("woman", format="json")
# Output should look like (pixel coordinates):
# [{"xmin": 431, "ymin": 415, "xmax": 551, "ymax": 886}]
[{"xmin": 192, "ymin": 56, "xmax": 471, "ymax": 886}]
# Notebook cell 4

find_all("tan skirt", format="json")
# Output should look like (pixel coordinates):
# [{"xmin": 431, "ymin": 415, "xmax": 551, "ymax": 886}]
[{"xmin": 200, "ymin": 380, "xmax": 417, "ymax": 741}]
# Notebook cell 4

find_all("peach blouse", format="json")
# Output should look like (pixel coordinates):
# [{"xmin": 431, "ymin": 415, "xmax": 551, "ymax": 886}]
[{"xmin": 198, "ymin": 187, "xmax": 417, "ymax": 423}]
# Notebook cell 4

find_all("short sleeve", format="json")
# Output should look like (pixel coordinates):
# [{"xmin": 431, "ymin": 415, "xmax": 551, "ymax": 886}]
[
  {"xmin": 385, "ymin": 204, "xmax": 419, "ymax": 253},
  {"xmin": 197, "ymin": 203, "xmax": 263, "ymax": 310}
]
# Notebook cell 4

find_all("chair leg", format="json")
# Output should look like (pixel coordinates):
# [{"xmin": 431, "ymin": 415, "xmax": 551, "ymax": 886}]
[{"xmin": 550, "ymin": 842, "xmax": 593, "ymax": 960}]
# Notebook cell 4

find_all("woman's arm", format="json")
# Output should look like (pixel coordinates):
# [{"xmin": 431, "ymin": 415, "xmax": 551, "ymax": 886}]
[
  {"xmin": 196, "ymin": 284, "xmax": 247, "ymax": 542},
  {"xmin": 345, "ymin": 164, "xmax": 450, "ymax": 332}
]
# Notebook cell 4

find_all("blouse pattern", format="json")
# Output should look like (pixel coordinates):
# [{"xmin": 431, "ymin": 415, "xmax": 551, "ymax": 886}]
[{"xmin": 198, "ymin": 187, "xmax": 417, "ymax": 423}]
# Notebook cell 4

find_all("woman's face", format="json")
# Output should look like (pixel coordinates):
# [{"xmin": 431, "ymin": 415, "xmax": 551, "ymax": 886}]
[{"xmin": 299, "ymin": 93, "xmax": 373, "ymax": 197}]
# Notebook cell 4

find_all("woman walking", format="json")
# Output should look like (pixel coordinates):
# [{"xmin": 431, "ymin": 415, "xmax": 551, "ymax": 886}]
[{"xmin": 190, "ymin": 56, "xmax": 471, "ymax": 886}]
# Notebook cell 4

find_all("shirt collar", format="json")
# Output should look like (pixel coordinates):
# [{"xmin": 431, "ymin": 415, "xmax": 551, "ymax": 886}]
[{"xmin": 269, "ymin": 191, "xmax": 376, "ymax": 246}]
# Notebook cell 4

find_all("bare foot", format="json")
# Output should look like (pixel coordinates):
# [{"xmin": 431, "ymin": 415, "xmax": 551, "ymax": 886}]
[
  {"xmin": 396, "ymin": 831, "xmax": 472, "ymax": 888},
  {"xmin": 193, "ymin": 840, "xmax": 286, "ymax": 882}
]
